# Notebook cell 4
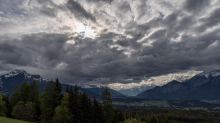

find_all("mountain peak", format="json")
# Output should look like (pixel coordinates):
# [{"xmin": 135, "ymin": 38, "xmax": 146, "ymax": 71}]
[
  {"xmin": 12, "ymin": 69, "xmax": 27, "ymax": 73},
  {"xmin": 196, "ymin": 70, "xmax": 220, "ymax": 78},
  {"xmin": 1, "ymin": 69, "xmax": 28, "ymax": 78}
]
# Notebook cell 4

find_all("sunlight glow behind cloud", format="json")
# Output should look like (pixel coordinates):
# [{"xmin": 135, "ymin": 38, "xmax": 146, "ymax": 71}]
[{"xmin": 75, "ymin": 23, "xmax": 96, "ymax": 38}]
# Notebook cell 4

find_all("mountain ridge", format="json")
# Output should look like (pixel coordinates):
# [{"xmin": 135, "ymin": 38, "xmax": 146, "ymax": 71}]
[
  {"xmin": 0, "ymin": 69, "xmax": 126, "ymax": 98},
  {"xmin": 0, "ymin": 70, "xmax": 100, "ymax": 98},
  {"xmin": 136, "ymin": 70, "xmax": 220, "ymax": 100}
]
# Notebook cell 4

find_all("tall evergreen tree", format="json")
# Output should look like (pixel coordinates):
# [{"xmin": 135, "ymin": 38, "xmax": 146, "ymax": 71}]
[
  {"xmin": 65, "ymin": 85, "xmax": 69, "ymax": 93},
  {"xmin": 79, "ymin": 92, "xmax": 92, "ymax": 123},
  {"xmin": 30, "ymin": 80, "xmax": 40, "ymax": 103},
  {"xmin": 101, "ymin": 88, "xmax": 115, "ymax": 123},
  {"xmin": 2, "ymin": 95, "xmax": 12, "ymax": 118},
  {"xmin": 68, "ymin": 86, "xmax": 74, "ymax": 122},
  {"xmin": 53, "ymin": 92, "xmax": 72, "ymax": 123},
  {"xmin": 92, "ymin": 96, "xmax": 101, "ymax": 123},
  {"xmin": 30, "ymin": 80, "xmax": 41, "ymax": 120},
  {"xmin": 73, "ymin": 84, "xmax": 80, "ymax": 122},
  {"xmin": 10, "ymin": 85, "xmax": 20, "ymax": 108},
  {"xmin": 0, "ymin": 93, "xmax": 7, "ymax": 117},
  {"xmin": 19, "ymin": 81, "xmax": 31, "ymax": 103},
  {"xmin": 40, "ymin": 80, "xmax": 56, "ymax": 122},
  {"xmin": 54, "ymin": 78, "xmax": 62, "ymax": 107}
]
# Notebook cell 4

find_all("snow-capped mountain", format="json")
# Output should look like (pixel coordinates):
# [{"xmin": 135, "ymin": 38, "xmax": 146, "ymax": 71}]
[
  {"xmin": 137, "ymin": 70, "xmax": 220, "ymax": 100},
  {"xmin": 0, "ymin": 69, "xmax": 101, "ymax": 98},
  {"xmin": 0, "ymin": 69, "xmax": 48, "ymax": 96},
  {"xmin": 196, "ymin": 70, "xmax": 220, "ymax": 78},
  {"xmin": 107, "ymin": 71, "xmax": 199, "ymax": 96},
  {"xmin": 0, "ymin": 69, "xmax": 47, "ymax": 87}
]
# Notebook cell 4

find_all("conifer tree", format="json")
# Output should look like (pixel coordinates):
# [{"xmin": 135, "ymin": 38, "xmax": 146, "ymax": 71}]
[
  {"xmin": 10, "ymin": 85, "xmax": 20, "ymax": 108},
  {"xmin": 30, "ymin": 80, "xmax": 41, "ymax": 120},
  {"xmin": 2, "ymin": 95, "xmax": 12, "ymax": 118},
  {"xmin": 68, "ymin": 86, "xmax": 74, "ymax": 122},
  {"xmin": 118, "ymin": 110, "xmax": 125, "ymax": 122},
  {"xmin": 79, "ymin": 92, "xmax": 92, "ymax": 123},
  {"xmin": 101, "ymin": 88, "xmax": 115, "ymax": 123},
  {"xmin": 73, "ymin": 84, "xmax": 80, "ymax": 122},
  {"xmin": 0, "ymin": 93, "xmax": 7, "ymax": 117},
  {"xmin": 40, "ymin": 80, "xmax": 56, "ymax": 122},
  {"xmin": 30, "ymin": 80, "xmax": 40, "ymax": 103},
  {"xmin": 65, "ymin": 85, "xmax": 69, "ymax": 93},
  {"xmin": 92, "ymin": 96, "xmax": 102, "ymax": 123},
  {"xmin": 53, "ymin": 92, "xmax": 72, "ymax": 123},
  {"xmin": 54, "ymin": 78, "xmax": 62, "ymax": 107},
  {"xmin": 19, "ymin": 81, "xmax": 31, "ymax": 103}
]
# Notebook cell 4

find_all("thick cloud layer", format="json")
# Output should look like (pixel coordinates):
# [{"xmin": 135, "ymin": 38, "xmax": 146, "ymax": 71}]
[{"xmin": 1, "ymin": 0, "xmax": 220, "ymax": 86}]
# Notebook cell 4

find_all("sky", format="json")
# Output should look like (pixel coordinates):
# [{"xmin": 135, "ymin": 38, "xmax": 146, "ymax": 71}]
[{"xmin": 1, "ymin": 0, "xmax": 220, "ymax": 89}]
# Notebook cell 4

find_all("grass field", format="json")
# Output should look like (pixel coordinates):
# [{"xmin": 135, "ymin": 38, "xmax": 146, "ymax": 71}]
[{"xmin": 0, "ymin": 117, "xmax": 30, "ymax": 123}]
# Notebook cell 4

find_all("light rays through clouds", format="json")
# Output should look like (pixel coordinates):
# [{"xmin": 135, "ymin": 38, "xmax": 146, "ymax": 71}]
[{"xmin": 1, "ymin": 0, "xmax": 220, "ymax": 89}]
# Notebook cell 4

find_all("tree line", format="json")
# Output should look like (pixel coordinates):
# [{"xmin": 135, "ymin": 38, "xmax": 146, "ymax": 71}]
[{"xmin": 0, "ymin": 79, "xmax": 125, "ymax": 123}]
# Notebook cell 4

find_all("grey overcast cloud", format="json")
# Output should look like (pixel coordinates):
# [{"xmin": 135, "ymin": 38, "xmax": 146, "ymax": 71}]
[{"xmin": 1, "ymin": 0, "xmax": 220, "ymax": 89}]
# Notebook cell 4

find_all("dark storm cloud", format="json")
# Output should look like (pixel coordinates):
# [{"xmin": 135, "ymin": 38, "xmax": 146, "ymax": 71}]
[
  {"xmin": 2, "ymin": 0, "xmax": 220, "ymax": 85},
  {"xmin": 196, "ymin": 8, "xmax": 220, "ymax": 32},
  {"xmin": 37, "ymin": 0, "xmax": 96, "ymax": 22},
  {"xmin": 1, "ymin": 25, "xmax": 220, "ymax": 85},
  {"xmin": 66, "ymin": 0, "xmax": 96, "ymax": 22},
  {"xmin": 40, "ymin": 6, "xmax": 57, "ymax": 17},
  {"xmin": 184, "ymin": 0, "xmax": 210, "ymax": 13},
  {"xmin": 86, "ymin": 0, "xmax": 113, "ymax": 4}
]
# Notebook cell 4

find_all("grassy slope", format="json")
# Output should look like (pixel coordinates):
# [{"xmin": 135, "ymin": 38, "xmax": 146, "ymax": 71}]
[{"xmin": 0, "ymin": 117, "xmax": 30, "ymax": 123}]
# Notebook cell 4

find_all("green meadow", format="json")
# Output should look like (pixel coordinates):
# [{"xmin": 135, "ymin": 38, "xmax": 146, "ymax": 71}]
[{"xmin": 0, "ymin": 117, "xmax": 30, "ymax": 123}]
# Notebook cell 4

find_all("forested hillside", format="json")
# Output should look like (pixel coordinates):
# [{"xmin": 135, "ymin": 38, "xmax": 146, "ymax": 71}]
[{"xmin": 0, "ymin": 79, "xmax": 125, "ymax": 123}]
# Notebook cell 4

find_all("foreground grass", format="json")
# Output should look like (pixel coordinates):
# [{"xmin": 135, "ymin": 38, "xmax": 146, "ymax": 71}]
[{"xmin": 0, "ymin": 117, "xmax": 30, "ymax": 123}]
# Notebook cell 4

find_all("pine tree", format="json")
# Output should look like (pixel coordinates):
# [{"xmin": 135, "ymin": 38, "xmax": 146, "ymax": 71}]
[
  {"xmin": 54, "ymin": 78, "xmax": 62, "ymax": 107},
  {"xmin": 68, "ymin": 86, "xmax": 74, "ymax": 122},
  {"xmin": 0, "ymin": 93, "xmax": 7, "ymax": 117},
  {"xmin": 65, "ymin": 85, "xmax": 69, "ymax": 93},
  {"xmin": 19, "ymin": 81, "xmax": 31, "ymax": 103},
  {"xmin": 101, "ymin": 88, "xmax": 115, "ymax": 123},
  {"xmin": 30, "ymin": 80, "xmax": 40, "ymax": 103},
  {"xmin": 10, "ymin": 85, "xmax": 20, "ymax": 108},
  {"xmin": 30, "ymin": 80, "xmax": 41, "ymax": 120},
  {"xmin": 73, "ymin": 84, "xmax": 80, "ymax": 122},
  {"xmin": 53, "ymin": 92, "xmax": 72, "ymax": 123},
  {"xmin": 79, "ymin": 92, "xmax": 92, "ymax": 123},
  {"xmin": 118, "ymin": 110, "xmax": 125, "ymax": 122},
  {"xmin": 2, "ymin": 95, "xmax": 12, "ymax": 118},
  {"xmin": 92, "ymin": 96, "xmax": 100, "ymax": 123},
  {"xmin": 40, "ymin": 80, "xmax": 56, "ymax": 122}
]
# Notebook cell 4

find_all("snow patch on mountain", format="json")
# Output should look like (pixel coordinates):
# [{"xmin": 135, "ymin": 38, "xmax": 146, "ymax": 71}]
[
  {"xmin": 1, "ymin": 69, "xmax": 27, "ymax": 78},
  {"xmin": 196, "ymin": 70, "xmax": 220, "ymax": 78},
  {"xmin": 0, "ymin": 69, "xmax": 48, "ymax": 83}
]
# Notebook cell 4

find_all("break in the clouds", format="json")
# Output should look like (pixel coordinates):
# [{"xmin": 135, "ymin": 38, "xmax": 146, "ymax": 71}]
[{"xmin": 1, "ymin": 0, "xmax": 220, "ymax": 88}]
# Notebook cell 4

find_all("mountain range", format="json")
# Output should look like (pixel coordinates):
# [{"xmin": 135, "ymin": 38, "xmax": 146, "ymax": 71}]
[
  {"xmin": 0, "ymin": 69, "xmax": 123, "ymax": 98},
  {"xmin": 137, "ymin": 70, "xmax": 220, "ymax": 100},
  {"xmin": 1, "ymin": 69, "xmax": 220, "ymax": 100}
]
